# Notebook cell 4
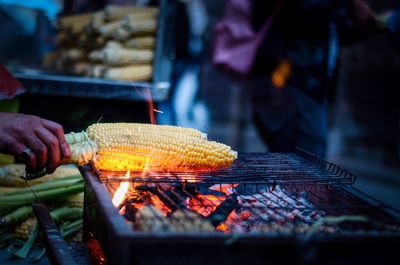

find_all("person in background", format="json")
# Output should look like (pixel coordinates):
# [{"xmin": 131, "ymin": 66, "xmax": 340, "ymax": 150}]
[
  {"xmin": 0, "ymin": 66, "xmax": 71, "ymax": 174},
  {"xmin": 214, "ymin": 0, "xmax": 384, "ymax": 157},
  {"xmin": 387, "ymin": 8, "xmax": 400, "ymax": 51}
]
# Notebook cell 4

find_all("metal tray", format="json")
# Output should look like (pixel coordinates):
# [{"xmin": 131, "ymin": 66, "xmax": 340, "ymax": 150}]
[{"xmin": 12, "ymin": 0, "xmax": 175, "ymax": 102}]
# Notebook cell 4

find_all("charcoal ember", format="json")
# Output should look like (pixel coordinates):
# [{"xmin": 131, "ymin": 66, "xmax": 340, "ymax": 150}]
[
  {"xmin": 169, "ymin": 210, "xmax": 214, "ymax": 232},
  {"xmin": 219, "ymin": 185, "xmax": 328, "ymax": 233},
  {"xmin": 207, "ymin": 195, "xmax": 240, "ymax": 227},
  {"xmin": 134, "ymin": 205, "xmax": 174, "ymax": 232},
  {"xmin": 123, "ymin": 203, "xmax": 139, "ymax": 222}
]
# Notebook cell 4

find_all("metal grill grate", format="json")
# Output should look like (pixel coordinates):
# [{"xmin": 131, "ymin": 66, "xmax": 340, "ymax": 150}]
[
  {"xmin": 95, "ymin": 151, "xmax": 399, "ymax": 235},
  {"xmin": 99, "ymin": 149, "xmax": 356, "ymax": 185}
]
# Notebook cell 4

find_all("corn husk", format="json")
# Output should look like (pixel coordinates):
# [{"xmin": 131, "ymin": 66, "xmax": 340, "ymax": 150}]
[{"xmin": 0, "ymin": 164, "xmax": 80, "ymax": 187}]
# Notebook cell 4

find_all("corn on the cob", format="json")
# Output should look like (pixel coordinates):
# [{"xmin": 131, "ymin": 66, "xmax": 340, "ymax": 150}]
[
  {"xmin": 14, "ymin": 207, "xmax": 83, "ymax": 239},
  {"xmin": 104, "ymin": 6, "xmax": 158, "ymax": 21},
  {"xmin": 15, "ymin": 217, "xmax": 36, "ymax": 240},
  {"xmin": 101, "ymin": 48, "xmax": 153, "ymax": 66},
  {"xmin": 103, "ymin": 65, "xmax": 152, "ymax": 80},
  {"xmin": 112, "ymin": 28, "xmax": 132, "ymax": 41},
  {"xmin": 122, "ymin": 19, "xmax": 157, "ymax": 35},
  {"xmin": 105, "ymin": 40, "xmax": 123, "ymax": 49},
  {"xmin": 87, "ymin": 123, "xmax": 206, "ymax": 139},
  {"xmin": 59, "ymin": 12, "xmax": 99, "ymax": 33},
  {"xmin": 64, "ymin": 123, "xmax": 237, "ymax": 172},
  {"xmin": 98, "ymin": 20, "xmax": 124, "ymax": 37},
  {"xmin": 125, "ymin": 36, "xmax": 155, "ymax": 49},
  {"xmin": 65, "ymin": 131, "xmax": 91, "ymax": 145},
  {"xmin": 60, "ymin": 48, "xmax": 85, "ymax": 62}
]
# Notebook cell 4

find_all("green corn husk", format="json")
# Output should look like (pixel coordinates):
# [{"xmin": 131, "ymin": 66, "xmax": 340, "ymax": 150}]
[
  {"xmin": 0, "ymin": 206, "xmax": 33, "ymax": 228},
  {"xmin": 0, "ymin": 182, "xmax": 84, "ymax": 215},
  {"xmin": 2, "ymin": 174, "xmax": 82, "ymax": 196}
]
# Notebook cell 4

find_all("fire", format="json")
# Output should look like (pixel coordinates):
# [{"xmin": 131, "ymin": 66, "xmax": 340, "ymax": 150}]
[
  {"xmin": 149, "ymin": 194, "xmax": 171, "ymax": 216},
  {"xmin": 215, "ymin": 211, "xmax": 239, "ymax": 233},
  {"xmin": 112, "ymin": 170, "xmax": 130, "ymax": 208},
  {"xmin": 187, "ymin": 194, "xmax": 225, "ymax": 217}
]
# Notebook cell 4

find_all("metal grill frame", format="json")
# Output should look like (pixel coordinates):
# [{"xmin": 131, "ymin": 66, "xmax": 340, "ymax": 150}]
[{"xmin": 80, "ymin": 151, "xmax": 400, "ymax": 265}]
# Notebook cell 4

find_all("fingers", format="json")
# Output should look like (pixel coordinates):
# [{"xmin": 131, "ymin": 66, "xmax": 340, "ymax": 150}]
[
  {"xmin": 42, "ymin": 119, "xmax": 71, "ymax": 158},
  {"xmin": 3, "ymin": 137, "xmax": 37, "ymax": 172},
  {"xmin": 36, "ymin": 128, "xmax": 60, "ymax": 174},
  {"xmin": 22, "ymin": 135, "xmax": 48, "ymax": 172}
]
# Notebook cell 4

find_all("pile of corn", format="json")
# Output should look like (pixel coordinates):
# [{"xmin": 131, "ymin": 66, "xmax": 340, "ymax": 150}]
[
  {"xmin": 0, "ymin": 164, "xmax": 84, "ymax": 233},
  {"xmin": 44, "ymin": 5, "xmax": 158, "ymax": 81}
]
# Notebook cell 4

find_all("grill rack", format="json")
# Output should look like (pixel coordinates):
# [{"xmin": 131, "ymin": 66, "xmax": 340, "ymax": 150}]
[{"xmin": 99, "ymin": 148, "xmax": 356, "ymax": 185}]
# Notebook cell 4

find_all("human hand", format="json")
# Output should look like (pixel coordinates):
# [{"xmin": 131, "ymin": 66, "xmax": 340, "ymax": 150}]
[{"xmin": 0, "ymin": 112, "xmax": 71, "ymax": 173}]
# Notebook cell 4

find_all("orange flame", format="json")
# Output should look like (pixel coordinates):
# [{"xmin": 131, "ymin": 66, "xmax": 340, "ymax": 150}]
[
  {"xmin": 188, "ymin": 194, "xmax": 225, "ymax": 217},
  {"xmin": 150, "ymin": 194, "xmax": 171, "ymax": 216},
  {"xmin": 112, "ymin": 170, "xmax": 130, "ymax": 208},
  {"xmin": 215, "ymin": 211, "xmax": 239, "ymax": 233}
]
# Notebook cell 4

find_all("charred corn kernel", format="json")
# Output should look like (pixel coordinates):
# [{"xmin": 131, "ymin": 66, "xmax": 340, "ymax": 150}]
[{"xmin": 14, "ymin": 217, "xmax": 37, "ymax": 240}]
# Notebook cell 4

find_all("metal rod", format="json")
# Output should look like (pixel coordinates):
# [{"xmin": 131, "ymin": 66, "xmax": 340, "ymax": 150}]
[{"xmin": 32, "ymin": 203, "xmax": 79, "ymax": 265}]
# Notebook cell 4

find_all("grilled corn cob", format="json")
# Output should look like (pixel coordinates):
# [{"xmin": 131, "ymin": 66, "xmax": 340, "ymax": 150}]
[{"xmin": 64, "ymin": 123, "xmax": 237, "ymax": 172}]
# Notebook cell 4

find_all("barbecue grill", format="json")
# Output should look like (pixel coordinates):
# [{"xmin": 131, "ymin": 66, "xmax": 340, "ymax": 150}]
[{"xmin": 79, "ymin": 149, "xmax": 400, "ymax": 265}]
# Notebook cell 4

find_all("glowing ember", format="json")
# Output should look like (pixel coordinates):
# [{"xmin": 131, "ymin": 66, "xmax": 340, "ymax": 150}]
[
  {"xmin": 187, "ymin": 194, "xmax": 225, "ymax": 217},
  {"xmin": 112, "ymin": 170, "xmax": 130, "ymax": 207},
  {"xmin": 149, "ymin": 194, "xmax": 171, "ymax": 216}
]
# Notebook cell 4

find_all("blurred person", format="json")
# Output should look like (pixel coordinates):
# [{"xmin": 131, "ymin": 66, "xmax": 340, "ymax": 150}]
[
  {"xmin": 213, "ymin": 0, "xmax": 382, "ymax": 156},
  {"xmin": 0, "ymin": 65, "xmax": 71, "ymax": 174},
  {"xmin": 387, "ymin": 8, "xmax": 400, "ymax": 51}
]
